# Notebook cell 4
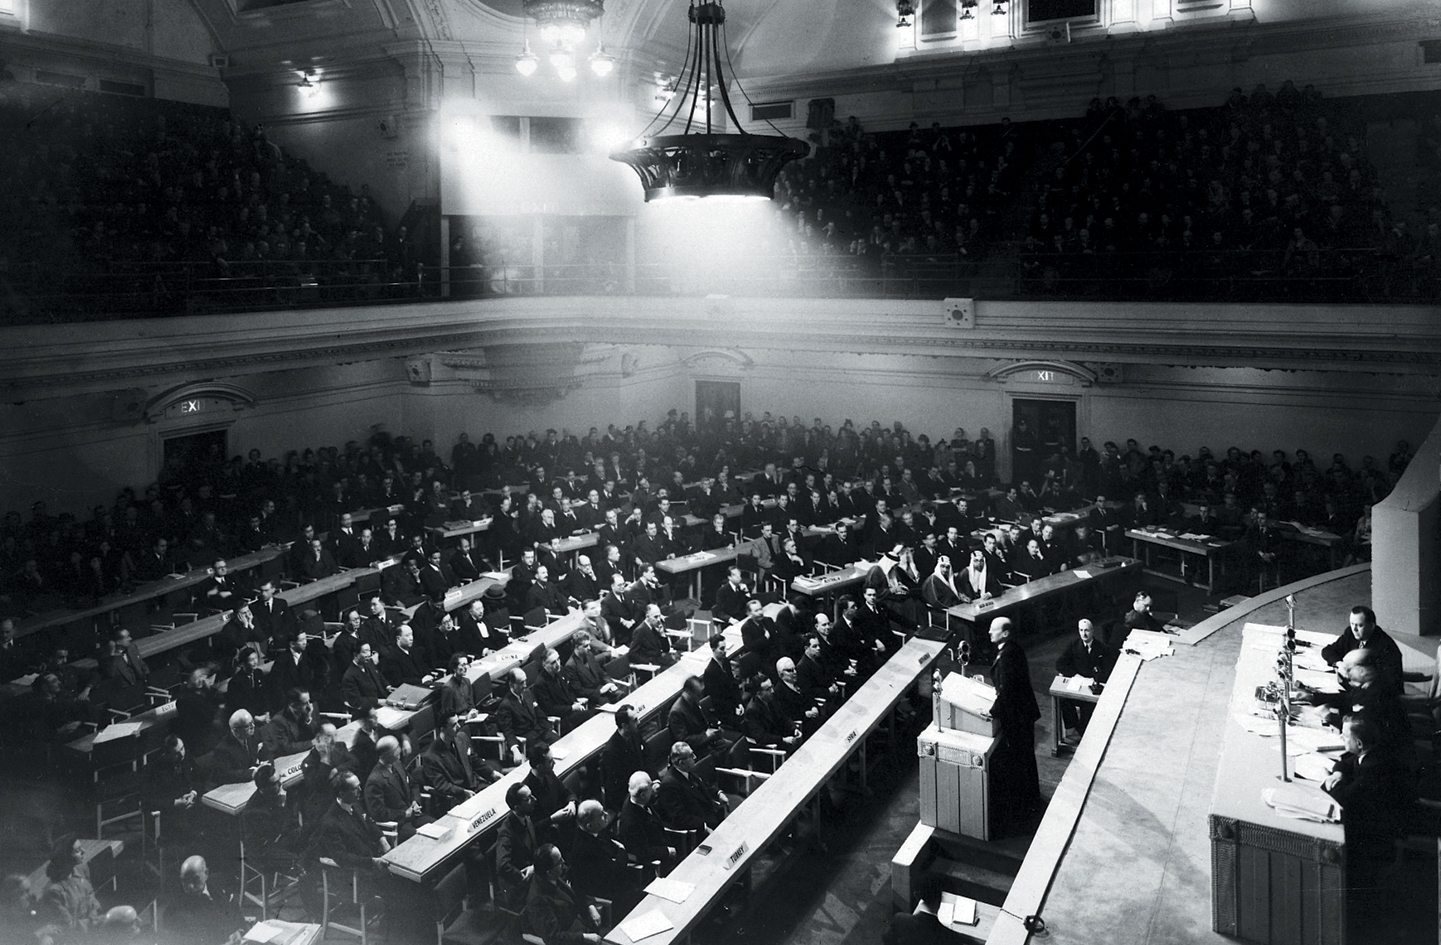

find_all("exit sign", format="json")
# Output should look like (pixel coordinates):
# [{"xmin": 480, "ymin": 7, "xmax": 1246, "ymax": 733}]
[
  {"xmin": 164, "ymin": 397, "xmax": 214, "ymax": 420},
  {"xmin": 1035, "ymin": 370, "xmax": 1056, "ymax": 382}
]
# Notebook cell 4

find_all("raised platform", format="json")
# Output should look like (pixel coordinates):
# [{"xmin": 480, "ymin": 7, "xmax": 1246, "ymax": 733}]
[{"xmin": 992, "ymin": 566, "xmax": 1437, "ymax": 945}]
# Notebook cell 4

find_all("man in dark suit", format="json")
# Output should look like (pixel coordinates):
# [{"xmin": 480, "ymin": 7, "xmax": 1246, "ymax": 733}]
[
  {"xmin": 1054, "ymin": 618, "xmax": 1118, "ymax": 735},
  {"xmin": 520, "ymin": 845, "xmax": 603, "ymax": 945},
  {"xmin": 252, "ymin": 580, "xmax": 297, "ymax": 643},
  {"xmin": 314, "ymin": 771, "xmax": 391, "ymax": 870},
  {"xmin": 988, "ymin": 617, "xmax": 1042, "ymax": 834},
  {"xmin": 262, "ymin": 686, "xmax": 318, "ymax": 756},
  {"xmin": 565, "ymin": 629, "xmax": 623, "ymax": 707},
  {"xmin": 341, "ymin": 642, "xmax": 389, "ymax": 708},
  {"xmin": 1322, "ymin": 715, "xmax": 1413, "ymax": 911},
  {"xmin": 418, "ymin": 550, "xmax": 455, "ymax": 599},
  {"xmin": 202, "ymin": 709, "xmax": 268, "ymax": 785},
  {"xmin": 266, "ymin": 631, "xmax": 315, "ymax": 712},
  {"xmin": 743, "ymin": 675, "xmax": 799, "ymax": 755},
  {"xmin": 364, "ymin": 735, "xmax": 423, "ymax": 841},
  {"xmin": 495, "ymin": 782, "xmax": 542, "ymax": 911},
  {"xmin": 380, "ymin": 625, "xmax": 431, "ymax": 688},
  {"xmin": 629, "ymin": 603, "xmax": 676, "ymax": 668},
  {"xmin": 711, "ymin": 566, "xmax": 751, "ymax": 626},
  {"xmin": 618, "ymin": 771, "xmax": 678, "ymax": 875},
  {"xmin": 566, "ymin": 555, "xmax": 603, "ymax": 606},
  {"xmin": 299, "ymin": 538, "xmax": 339, "ymax": 583},
  {"xmin": 667, "ymin": 675, "xmax": 730, "ymax": 758},
  {"xmin": 98, "ymin": 626, "xmax": 150, "ymax": 686},
  {"xmin": 534, "ymin": 647, "xmax": 592, "ymax": 734},
  {"xmin": 340, "ymin": 527, "xmax": 380, "ymax": 570},
  {"xmin": 701, "ymin": 634, "xmax": 744, "ymax": 728},
  {"xmin": 733, "ymin": 599, "xmax": 777, "ymax": 679},
  {"xmin": 654, "ymin": 741, "xmax": 729, "ymax": 833},
  {"xmin": 494, "ymin": 667, "xmax": 559, "ymax": 759},
  {"xmin": 600, "ymin": 572, "xmax": 638, "ymax": 645},
  {"xmin": 1320, "ymin": 605, "xmax": 1403, "ymax": 696},
  {"xmin": 601, "ymin": 704, "xmax": 651, "ymax": 810},
  {"xmin": 382, "ymin": 559, "xmax": 426, "ymax": 608},
  {"xmin": 420, "ymin": 712, "xmax": 499, "ymax": 814}
]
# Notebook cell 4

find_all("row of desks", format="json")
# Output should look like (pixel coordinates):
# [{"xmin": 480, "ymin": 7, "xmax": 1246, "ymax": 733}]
[
  {"xmin": 605, "ymin": 635, "xmax": 948, "ymax": 945},
  {"xmin": 383, "ymin": 629, "xmax": 740, "ymax": 882}
]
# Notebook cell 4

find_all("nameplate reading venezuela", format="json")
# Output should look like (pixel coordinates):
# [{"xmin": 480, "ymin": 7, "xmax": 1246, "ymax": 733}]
[{"xmin": 466, "ymin": 805, "xmax": 502, "ymax": 836}]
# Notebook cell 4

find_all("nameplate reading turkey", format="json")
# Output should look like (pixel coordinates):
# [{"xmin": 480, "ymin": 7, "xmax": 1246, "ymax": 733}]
[
  {"xmin": 977, "ymin": 601, "xmax": 994, "ymax": 609},
  {"xmin": 724, "ymin": 841, "xmax": 749, "ymax": 870},
  {"xmin": 846, "ymin": 729, "xmax": 858, "ymax": 744}
]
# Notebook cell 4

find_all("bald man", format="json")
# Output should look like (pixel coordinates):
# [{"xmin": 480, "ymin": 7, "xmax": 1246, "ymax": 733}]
[
  {"xmin": 165, "ymin": 856, "xmax": 240, "ymax": 943},
  {"xmin": 1054, "ymin": 618, "xmax": 1117, "ymax": 734}
]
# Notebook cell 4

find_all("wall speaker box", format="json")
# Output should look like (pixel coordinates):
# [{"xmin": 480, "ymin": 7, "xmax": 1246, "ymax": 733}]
[
  {"xmin": 942, "ymin": 297, "xmax": 974, "ymax": 328},
  {"xmin": 406, "ymin": 358, "xmax": 432, "ymax": 384},
  {"xmin": 1092, "ymin": 363, "xmax": 1124, "ymax": 384}
]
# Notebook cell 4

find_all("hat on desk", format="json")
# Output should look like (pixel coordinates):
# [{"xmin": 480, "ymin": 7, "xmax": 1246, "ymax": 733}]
[{"xmin": 483, "ymin": 583, "xmax": 507, "ymax": 601}]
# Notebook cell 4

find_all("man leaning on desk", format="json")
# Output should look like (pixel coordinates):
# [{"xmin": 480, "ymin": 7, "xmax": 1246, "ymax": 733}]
[{"xmin": 1320, "ymin": 605, "xmax": 1403, "ymax": 696}]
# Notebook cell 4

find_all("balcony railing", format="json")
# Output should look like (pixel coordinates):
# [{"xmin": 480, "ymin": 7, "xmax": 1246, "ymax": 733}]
[{"xmin": 0, "ymin": 246, "xmax": 1434, "ymax": 323}]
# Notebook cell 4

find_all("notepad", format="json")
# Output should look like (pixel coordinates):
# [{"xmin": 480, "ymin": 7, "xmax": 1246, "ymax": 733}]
[
  {"xmin": 1293, "ymin": 753, "xmax": 1337, "ymax": 783},
  {"xmin": 94, "ymin": 721, "xmax": 145, "ymax": 743},
  {"xmin": 244, "ymin": 921, "xmax": 282, "ymax": 942},
  {"xmin": 1263, "ymin": 785, "xmax": 1340, "ymax": 823},
  {"xmin": 415, "ymin": 821, "xmax": 450, "ymax": 840},
  {"xmin": 937, "ymin": 891, "xmax": 979, "ymax": 928},
  {"xmin": 645, "ymin": 877, "xmax": 694, "ymax": 903},
  {"xmin": 619, "ymin": 908, "xmax": 675, "ymax": 942}
]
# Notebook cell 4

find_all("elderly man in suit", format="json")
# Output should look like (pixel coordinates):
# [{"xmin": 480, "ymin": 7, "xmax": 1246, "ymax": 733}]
[
  {"xmin": 364, "ymin": 735, "xmax": 423, "ymax": 841},
  {"xmin": 1054, "ymin": 618, "xmax": 1118, "ymax": 735},
  {"xmin": 654, "ymin": 741, "xmax": 729, "ymax": 833}
]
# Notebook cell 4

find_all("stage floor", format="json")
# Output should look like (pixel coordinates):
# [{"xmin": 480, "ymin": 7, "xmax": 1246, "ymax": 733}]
[{"xmin": 1035, "ymin": 568, "xmax": 1434, "ymax": 945}]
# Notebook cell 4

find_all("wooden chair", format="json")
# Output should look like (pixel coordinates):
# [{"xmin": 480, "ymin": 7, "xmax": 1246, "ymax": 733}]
[
  {"xmin": 318, "ymin": 857, "xmax": 381, "ymax": 944},
  {"xmin": 430, "ymin": 859, "xmax": 472, "ymax": 945},
  {"xmin": 239, "ymin": 839, "xmax": 303, "ymax": 921}
]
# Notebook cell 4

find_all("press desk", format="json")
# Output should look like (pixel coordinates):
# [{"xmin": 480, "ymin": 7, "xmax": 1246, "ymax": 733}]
[
  {"xmin": 1047, "ymin": 674, "xmax": 1102, "ymax": 756},
  {"xmin": 1210, "ymin": 624, "xmax": 1348, "ymax": 945},
  {"xmin": 944, "ymin": 556, "xmax": 1141, "ymax": 630},
  {"xmin": 605, "ymin": 636, "xmax": 946, "ymax": 945},
  {"xmin": 1126, "ymin": 528, "xmax": 1240, "ymax": 593}
]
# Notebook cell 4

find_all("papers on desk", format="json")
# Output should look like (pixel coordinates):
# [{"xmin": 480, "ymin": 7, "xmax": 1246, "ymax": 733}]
[
  {"xmin": 1178, "ymin": 532, "xmax": 1211, "ymax": 541},
  {"xmin": 94, "ymin": 721, "xmax": 145, "ymax": 743},
  {"xmin": 414, "ymin": 821, "xmax": 451, "ymax": 840},
  {"xmin": 1123, "ymin": 632, "xmax": 1174, "ymax": 661},
  {"xmin": 619, "ymin": 908, "xmax": 675, "ymax": 942},
  {"xmin": 1070, "ymin": 569, "xmax": 1092, "ymax": 580},
  {"xmin": 644, "ymin": 877, "xmax": 694, "ymax": 904},
  {"xmin": 1293, "ymin": 753, "xmax": 1338, "ymax": 783},
  {"xmin": 682, "ymin": 551, "xmax": 716, "ymax": 562},
  {"xmin": 1059, "ymin": 675, "xmax": 1094, "ymax": 693},
  {"xmin": 937, "ymin": 891, "xmax": 980, "ymax": 928},
  {"xmin": 245, "ymin": 922, "xmax": 284, "ymax": 943},
  {"xmin": 1281, "ymin": 725, "xmax": 1344, "ymax": 755},
  {"xmin": 376, "ymin": 706, "xmax": 411, "ymax": 730},
  {"xmin": 1263, "ymin": 785, "xmax": 1340, "ymax": 823},
  {"xmin": 939, "ymin": 672, "xmax": 996, "ymax": 717},
  {"xmin": 1294, "ymin": 668, "xmax": 1342, "ymax": 693},
  {"xmin": 482, "ymin": 571, "xmax": 510, "ymax": 581}
]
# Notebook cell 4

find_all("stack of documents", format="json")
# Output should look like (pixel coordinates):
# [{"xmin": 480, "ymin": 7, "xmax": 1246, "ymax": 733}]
[
  {"xmin": 1263, "ymin": 785, "xmax": 1340, "ymax": 823},
  {"xmin": 939, "ymin": 672, "xmax": 996, "ymax": 717}
]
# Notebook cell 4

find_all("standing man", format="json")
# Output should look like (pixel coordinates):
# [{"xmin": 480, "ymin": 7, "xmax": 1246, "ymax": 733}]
[{"xmin": 988, "ymin": 617, "xmax": 1041, "ymax": 834}]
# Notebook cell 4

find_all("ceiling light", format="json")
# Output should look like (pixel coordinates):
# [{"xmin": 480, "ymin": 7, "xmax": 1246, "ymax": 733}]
[
  {"xmin": 590, "ymin": 45, "xmax": 615, "ymax": 77},
  {"xmin": 610, "ymin": 1, "xmax": 807, "ymax": 201},
  {"xmin": 515, "ymin": 42, "xmax": 540, "ymax": 76}
]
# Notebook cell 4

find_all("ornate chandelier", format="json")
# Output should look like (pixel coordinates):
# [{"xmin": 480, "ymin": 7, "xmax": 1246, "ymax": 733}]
[
  {"xmin": 609, "ymin": 1, "xmax": 808, "ymax": 201},
  {"xmin": 516, "ymin": 0, "xmax": 609, "ymax": 80}
]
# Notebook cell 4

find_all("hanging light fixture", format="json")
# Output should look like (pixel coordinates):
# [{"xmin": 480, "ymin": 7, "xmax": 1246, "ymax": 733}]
[
  {"xmin": 992, "ymin": 0, "xmax": 1008, "ymax": 14},
  {"xmin": 610, "ymin": 1, "xmax": 808, "ymax": 201},
  {"xmin": 525, "ymin": 0, "xmax": 604, "ymax": 46},
  {"xmin": 515, "ymin": 41, "xmax": 540, "ymax": 76},
  {"xmin": 589, "ymin": 45, "xmax": 616, "ymax": 77},
  {"xmin": 896, "ymin": 0, "xmax": 916, "ymax": 28}
]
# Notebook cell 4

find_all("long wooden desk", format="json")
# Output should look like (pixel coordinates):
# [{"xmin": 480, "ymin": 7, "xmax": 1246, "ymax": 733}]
[
  {"xmin": 61, "ymin": 698, "xmax": 177, "ymax": 757},
  {"xmin": 71, "ymin": 559, "xmax": 401, "ymax": 672},
  {"xmin": 605, "ymin": 636, "xmax": 946, "ymax": 945},
  {"xmin": 656, "ymin": 546, "xmax": 742, "ymax": 601},
  {"xmin": 1210, "ymin": 624, "xmax": 1348, "ymax": 945},
  {"xmin": 427, "ymin": 517, "xmax": 494, "ymax": 540},
  {"xmin": 944, "ymin": 556, "xmax": 1141, "ymax": 629},
  {"xmin": 384, "ymin": 642, "xmax": 722, "ymax": 882},
  {"xmin": 790, "ymin": 562, "xmax": 872, "ymax": 601},
  {"xmin": 1126, "ymin": 528, "xmax": 1240, "ymax": 594},
  {"xmin": 14, "ymin": 544, "xmax": 286, "ymax": 644},
  {"xmin": 201, "ymin": 748, "xmax": 312, "ymax": 815}
]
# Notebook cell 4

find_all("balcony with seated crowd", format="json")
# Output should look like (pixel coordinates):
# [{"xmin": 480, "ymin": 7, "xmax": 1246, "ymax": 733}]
[{"xmin": 1, "ymin": 71, "xmax": 1438, "ymax": 324}]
